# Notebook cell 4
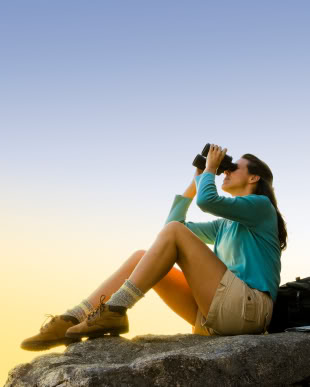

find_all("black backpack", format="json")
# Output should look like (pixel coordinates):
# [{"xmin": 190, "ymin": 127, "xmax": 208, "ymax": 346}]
[{"xmin": 267, "ymin": 276, "xmax": 310, "ymax": 333}]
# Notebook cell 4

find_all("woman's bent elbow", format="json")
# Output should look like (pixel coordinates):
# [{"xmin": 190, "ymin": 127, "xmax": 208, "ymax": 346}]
[{"xmin": 196, "ymin": 197, "xmax": 209, "ymax": 211}]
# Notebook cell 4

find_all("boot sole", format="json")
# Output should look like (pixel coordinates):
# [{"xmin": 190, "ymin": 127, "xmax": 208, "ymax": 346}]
[
  {"xmin": 65, "ymin": 326, "xmax": 129, "ymax": 339},
  {"xmin": 20, "ymin": 337, "xmax": 81, "ymax": 352}
]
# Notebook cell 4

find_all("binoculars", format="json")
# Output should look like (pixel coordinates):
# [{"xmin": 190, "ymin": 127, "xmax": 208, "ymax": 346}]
[{"xmin": 192, "ymin": 143, "xmax": 238, "ymax": 175}]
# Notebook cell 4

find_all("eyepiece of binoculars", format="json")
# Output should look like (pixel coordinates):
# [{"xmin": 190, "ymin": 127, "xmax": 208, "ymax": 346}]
[{"xmin": 192, "ymin": 143, "xmax": 238, "ymax": 175}]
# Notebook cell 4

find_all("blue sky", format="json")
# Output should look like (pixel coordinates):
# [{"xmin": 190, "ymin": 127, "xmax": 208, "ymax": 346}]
[
  {"xmin": 1, "ymin": 1, "xmax": 310, "ymax": 383},
  {"xmin": 1, "ymin": 1, "xmax": 309, "ymax": 234},
  {"xmin": 1, "ymin": 0, "xmax": 309, "ymax": 280}
]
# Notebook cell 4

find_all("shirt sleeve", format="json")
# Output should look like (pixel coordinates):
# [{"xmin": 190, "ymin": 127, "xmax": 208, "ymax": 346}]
[
  {"xmin": 164, "ymin": 194, "xmax": 222, "ymax": 245},
  {"xmin": 195, "ymin": 172, "xmax": 272, "ymax": 228}
]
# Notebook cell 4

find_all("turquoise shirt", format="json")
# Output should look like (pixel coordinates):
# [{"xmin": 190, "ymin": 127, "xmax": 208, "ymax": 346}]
[{"xmin": 165, "ymin": 172, "xmax": 281, "ymax": 302}]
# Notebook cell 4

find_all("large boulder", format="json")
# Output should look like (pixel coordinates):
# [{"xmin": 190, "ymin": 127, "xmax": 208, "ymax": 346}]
[{"xmin": 5, "ymin": 332, "xmax": 310, "ymax": 386}]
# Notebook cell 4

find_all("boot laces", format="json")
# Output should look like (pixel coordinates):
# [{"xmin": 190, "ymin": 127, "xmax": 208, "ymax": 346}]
[
  {"xmin": 87, "ymin": 295, "xmax": 106, "ymax": 322},
  {"xmin": 40, "ymin": 314, "xmax": 57, "ymax": 332}
]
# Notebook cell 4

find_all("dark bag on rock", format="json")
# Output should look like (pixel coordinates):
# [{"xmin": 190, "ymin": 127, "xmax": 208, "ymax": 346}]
[{"xmin": 267, "ymin": 276, "xmax": 310, "ymax": 333}]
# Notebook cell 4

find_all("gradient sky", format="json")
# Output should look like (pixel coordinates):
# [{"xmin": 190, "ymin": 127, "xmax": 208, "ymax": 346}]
[{"xmin": 1, "ymin": 1, "xmax": 310, "ymax": 384}]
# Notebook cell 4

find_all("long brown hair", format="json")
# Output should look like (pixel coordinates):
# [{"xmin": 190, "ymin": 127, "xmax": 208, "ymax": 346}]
[{"xmin": 242, "ymin": 154, "xmax": 288, "ymax": 251}]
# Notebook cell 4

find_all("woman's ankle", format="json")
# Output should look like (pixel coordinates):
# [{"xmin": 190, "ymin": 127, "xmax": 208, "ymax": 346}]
[{"xmin": 62, "ymin": 299, "xmax": 95, "ymax": 323}]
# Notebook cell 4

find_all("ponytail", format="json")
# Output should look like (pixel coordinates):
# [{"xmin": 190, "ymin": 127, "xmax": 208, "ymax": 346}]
[{"xmin": 242, "ymin": 154, "xmax": 288, "ymax": 251}]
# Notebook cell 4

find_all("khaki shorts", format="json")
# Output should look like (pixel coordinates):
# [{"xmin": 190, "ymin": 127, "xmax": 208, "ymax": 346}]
[{"xmin": 193, "ymin": 269, "xmax": 274, "ymax": 336}]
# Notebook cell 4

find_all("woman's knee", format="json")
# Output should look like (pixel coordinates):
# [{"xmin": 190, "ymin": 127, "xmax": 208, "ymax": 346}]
[
  {"xmin": 163, "ymin": 221, "xmax": 184, "ymax": 236},
  {"xmin": 131, "ymin": 249, "xmax": 146, "ymax": 262},
  {"xmin": 135, "ymin": 249, "xmax": 146, "ymax": 257}
]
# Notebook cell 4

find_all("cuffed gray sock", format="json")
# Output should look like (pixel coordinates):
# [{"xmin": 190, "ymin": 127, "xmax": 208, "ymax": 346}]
[
  {"xmin": 62, "ymin": 299, "xmax": 95, "ymax": 323},
  {"xmin": 106, "ymin": 279, "xmax": 145, "ymax": 309}
]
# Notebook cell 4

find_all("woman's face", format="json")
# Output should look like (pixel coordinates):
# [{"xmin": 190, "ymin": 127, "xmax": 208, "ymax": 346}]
[{"xmin": 221, "ymin": 158, "xmax": 256, "ymax": 196}]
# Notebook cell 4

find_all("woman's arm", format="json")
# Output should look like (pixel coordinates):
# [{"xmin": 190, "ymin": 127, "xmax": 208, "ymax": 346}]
[
  {"xmin": 164, "ymin": 167, "xmax": 223, "ymax": 245},
  {"xmin": 195, "ymin": 172, "xmax": 273, "ymax": 227},
  {"xmin": 182, "ymin": 168, "xmax": 204, "ymax": 199},
  {"xmin": 194, "ymin": 144, "xmax": 273, "ymax": 227},
  {"xmin": 164, "ymin": 193, "xmax": 222, "ymax": 244}
]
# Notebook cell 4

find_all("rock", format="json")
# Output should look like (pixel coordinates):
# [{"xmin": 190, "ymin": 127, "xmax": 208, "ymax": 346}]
[{"xmin": 5, "ymin": 333, "xmax": 310, "ymax": 387}]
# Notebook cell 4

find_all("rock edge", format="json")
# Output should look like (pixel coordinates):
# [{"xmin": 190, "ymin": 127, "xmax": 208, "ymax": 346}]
[{"xmin": 5, "ymin": 332, "xmax": 310, "ymax": 387}]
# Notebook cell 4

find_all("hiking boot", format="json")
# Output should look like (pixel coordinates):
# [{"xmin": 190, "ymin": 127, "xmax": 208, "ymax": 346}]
[
  {"xmin": 20, "ymin": 314, "xmax": 81, "ymax": 351},
  {"xmin": 65, "ymin": 296, "xmax": 129, "ymax": 339}
]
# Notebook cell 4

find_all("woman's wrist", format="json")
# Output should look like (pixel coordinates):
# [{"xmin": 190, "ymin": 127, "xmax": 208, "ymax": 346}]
[
  {"xmin": 182, "ymin": 180, "xmax": 196, "ymax": 199},
  {"xmin": 203, "ymin": 167, "xmax": 217, "ymax": 174}
]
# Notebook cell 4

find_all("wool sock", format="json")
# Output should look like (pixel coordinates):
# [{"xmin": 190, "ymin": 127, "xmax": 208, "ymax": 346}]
[
  {"xmin": 62, "ymin": 299, "xmax": 95, "ymax": 323},
  {"xmin": 106, "ymin": 279, "xmax": 145, "ymax": 309}
]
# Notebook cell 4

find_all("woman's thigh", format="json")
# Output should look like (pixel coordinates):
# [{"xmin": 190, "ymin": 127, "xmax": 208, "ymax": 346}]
[
  {"xmin": 167, "ymin": 221, "xmax": 228, "ymax": 322},
  {"xmin": 153, "ymin": 266, "xmax": 199, "ymax": 326}
]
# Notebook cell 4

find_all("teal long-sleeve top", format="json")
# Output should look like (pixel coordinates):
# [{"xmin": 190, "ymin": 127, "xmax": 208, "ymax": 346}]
[{"xmin": 165, "ymin": 172, "xmax": 281, "ymax": 302}]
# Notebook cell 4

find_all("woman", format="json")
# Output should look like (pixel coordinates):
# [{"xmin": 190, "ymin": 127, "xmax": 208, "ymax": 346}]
[{"xmin": 21, "ymin": 144, "xmax": 287, "ymax": 351}]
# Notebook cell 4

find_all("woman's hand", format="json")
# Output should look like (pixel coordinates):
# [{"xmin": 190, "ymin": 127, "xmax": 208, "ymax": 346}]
[
  {"xmin": 183, "ymin": 145, "xmax": 226, "ymax": 198},
  {"xmin": 205, "ymin": 144, "xmax": 227, "ymax": 174}
]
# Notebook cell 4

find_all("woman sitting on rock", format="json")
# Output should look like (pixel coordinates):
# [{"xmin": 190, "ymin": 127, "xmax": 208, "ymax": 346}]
[{"xmin": 21, "ymin": 144, "xmax": 287, "ymax": 351}]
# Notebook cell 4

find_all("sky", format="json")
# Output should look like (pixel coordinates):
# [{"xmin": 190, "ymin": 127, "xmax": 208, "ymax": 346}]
[{"xmin": 1, "ymin": 0, "xmax": 310, "ymax": 384}]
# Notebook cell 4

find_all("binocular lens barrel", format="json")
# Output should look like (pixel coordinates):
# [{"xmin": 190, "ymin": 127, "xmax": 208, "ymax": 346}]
[{"xmin": 192, "ymin": 143, "xmax": 238, "ymax": 175}]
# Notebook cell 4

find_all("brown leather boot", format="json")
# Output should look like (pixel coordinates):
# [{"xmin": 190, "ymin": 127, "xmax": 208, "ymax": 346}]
[
  {"xmin": 65, "ymin": 302, "xmax": 129, "ymax": 339},
  {"xmin": 20, "ymin": 314, "xmax": 81, "ymax": 351}
]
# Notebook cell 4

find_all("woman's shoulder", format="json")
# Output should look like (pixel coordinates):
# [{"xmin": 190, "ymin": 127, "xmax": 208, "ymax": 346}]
[
  {"xmin": 245, "ymin": 194, "xmax": 271, "ymax": 204},
  {"xmin": 242, "ymin": 194, "xmax": 275, "ymax": 214},
  {"xmin": 245, "ymin": 194, "xmax": 277, "ymax": 222}
]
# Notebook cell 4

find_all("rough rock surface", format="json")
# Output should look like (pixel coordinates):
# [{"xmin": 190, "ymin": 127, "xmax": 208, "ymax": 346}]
[{"xmin": 5, "ymin": 332, "xmax": 310, "ymax": 387}]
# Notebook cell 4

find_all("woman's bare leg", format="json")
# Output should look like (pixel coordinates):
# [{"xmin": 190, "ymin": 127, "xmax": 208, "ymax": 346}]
[
  {"xmin": 129, "ymin": 221, "xmax": 228, "ymax": 322},
  {"xmin": 86, "ymin": 249, "xmax": 199, "ymax": 326},
  {"xmin": 86, "ymin": 250, "xmax": 146, "ymax": 307},
  {"xmin": 153, "ymin": 266, "xmax": 198, "ymax": 325}
]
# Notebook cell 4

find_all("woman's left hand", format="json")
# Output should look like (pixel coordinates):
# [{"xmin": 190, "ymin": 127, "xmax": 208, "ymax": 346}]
[{"xmin": 205, "ymin": 144, "xmax": 227, "ymax": 174}]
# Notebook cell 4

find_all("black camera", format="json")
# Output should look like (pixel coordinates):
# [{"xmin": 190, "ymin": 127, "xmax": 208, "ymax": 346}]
[{"xmin": 192, "ymin": 143, "xmax": 238, "ymax": 175}]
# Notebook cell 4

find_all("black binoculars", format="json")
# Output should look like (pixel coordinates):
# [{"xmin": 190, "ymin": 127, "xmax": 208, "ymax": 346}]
[{"xmin": 192, "ymin": 143, "xmax": 238, "ymax": 175}]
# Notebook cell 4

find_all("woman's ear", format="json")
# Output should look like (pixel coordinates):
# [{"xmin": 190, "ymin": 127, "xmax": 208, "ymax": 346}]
[{"xmin": 250, "ymin": 175, "xmax": 260, "ymax": 184}]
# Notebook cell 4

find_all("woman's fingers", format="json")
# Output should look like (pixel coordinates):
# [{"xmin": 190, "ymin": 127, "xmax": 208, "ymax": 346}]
[
  {"xmin": 220, "ymin": 148, "xmax": 227, "ymax": 162},
  {"xmin": 210, "ymin": 144, "xmax": 227, "ymax": 155},
  {"xmin": 208, "ymin": 144, "xmax": 228, "ymax": 169}
]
